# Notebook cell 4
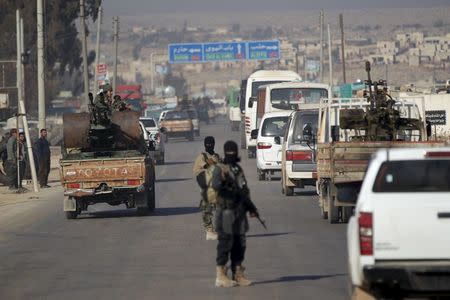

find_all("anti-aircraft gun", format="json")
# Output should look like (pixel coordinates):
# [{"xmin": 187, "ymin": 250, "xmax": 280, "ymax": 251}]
[
  {"xmin": 316, "ymin": 61, "xmax": 440, "ymax": 224},
  {"xmin": 339, "ymin": 61, "xmax": 424, "ymax": 141},
  {"xmin": 62, "ymin": 92, "xmax": 142, "ymax": 154}
]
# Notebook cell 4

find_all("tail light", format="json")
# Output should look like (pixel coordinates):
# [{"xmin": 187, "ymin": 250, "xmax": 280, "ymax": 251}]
[
  {"xmin": 127, "ymin": 180, "xmax": 140, "ymax": 186},
  {"xmin": 67, "ymin": 183, "xmax": 80, "ymax": 189},
  {"xmin": 257, "ymin": 142, "xmax": 272, "ymax": 149},
  {"xmin": 285, "ymin": 150, "xmax": 312, "ymax": 161},
  {"xmin": 425, "ymin": 151, "xmax": 450, "ymax": 158},
  {"xmin": 359, "ymin": 212, "xmax": 373, "ymax": 256}
]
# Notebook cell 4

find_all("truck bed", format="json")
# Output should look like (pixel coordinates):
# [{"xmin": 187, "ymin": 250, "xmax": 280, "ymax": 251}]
[{"xmin": 317, "ymin": 141, "xmax": 447, "ymax": 184}]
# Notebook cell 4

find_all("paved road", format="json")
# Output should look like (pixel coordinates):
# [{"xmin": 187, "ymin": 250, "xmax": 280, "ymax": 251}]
[{"xmin": 0, "ymin": 121, "xmax": 350, "ymax": 300}]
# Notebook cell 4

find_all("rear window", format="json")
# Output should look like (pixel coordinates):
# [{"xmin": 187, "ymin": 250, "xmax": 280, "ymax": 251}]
[
  {"xmin": 291, "ymin": 112, "xmax": 318, "ymax": 144},
  {"xmin": 261, "ymin": 116, "xmax": 288, "ymax": 137},
  {"xmin": 271, "ymin": 88, "xmax": 328, "ymax": 109},
  {"xmin": 373, "ymin": 160, "xmax": 450, "ymax": 192},
  {"xmin": 140, "ymin": 119, "xmax": 156, "ymax": 127},
  {"xmin": 165, "ymin": 111, "xmax": 189, "ymax": 120}
]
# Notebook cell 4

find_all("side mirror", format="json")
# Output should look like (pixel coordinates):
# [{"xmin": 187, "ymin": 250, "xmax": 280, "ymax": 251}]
[
  {"xmin": 274, "ymin": 136, "xmax": 281, "ymax": 145},
  {"xmin": 250, "ymin": 129, "xmax": 258, "ymax": 140},
  {"xmin": 248, "ymin": 96, "xmax": 256, "ymax": 108},
  {"xmin": 331, "ymin": 125, "xmax": 340, "ymax": 142},
  {"xmin": 160, "ymin": 127, "xmax": 167, "ymax": 133}
]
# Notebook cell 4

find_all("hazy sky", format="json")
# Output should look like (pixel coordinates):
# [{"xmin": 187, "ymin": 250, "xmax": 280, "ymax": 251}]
[{"xmin": 107, "ymin": 0, "xmax": 450, "ymax": 15}]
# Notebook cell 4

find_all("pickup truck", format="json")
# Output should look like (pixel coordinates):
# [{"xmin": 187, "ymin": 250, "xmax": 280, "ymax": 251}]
[
  {"xmin": 316, "ymin": 98, "xmax": 446, "ymax": 223},
  {"xmin": 347, "ymin": 147, "xmax": 450, "ymax": 299},
  {"xmin": 159, "ymin": 110, "xmax": 194, "ymax": 142},
  {"xmin": 60, "ymin": 150, "xmax": 155, "ymax": 219}
]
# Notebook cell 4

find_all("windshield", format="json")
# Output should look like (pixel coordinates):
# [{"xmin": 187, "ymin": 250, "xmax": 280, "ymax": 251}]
[
  {"xmin": 291, "ymin": 112, "xmax": 319, "ymax": 144},
  {"xmin": 165, "ymin": 111, "xmax": 189, "ymax": 120},
  {"xmin": 271, "ymin": 88, "xmax": 328, "ymax": 109},
  {"xmin": 373, "ymin": 160, "xmax": 450, "ymax": 192},
  {"xmin": 140, "ymin": 119, "xmax": 156, "ymax": 128},
  {"xmin": 261, "ymin": 116, "xmax": 289, "ymax": 137}
]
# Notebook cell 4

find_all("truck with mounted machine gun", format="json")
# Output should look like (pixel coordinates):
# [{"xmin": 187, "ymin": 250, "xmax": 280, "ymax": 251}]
[
  {"xmin": 316, "ymin": 61, "xmax": 447, "ymax": 224},
  {"xmin": 60, "ymin": 91, "xmax": 156, "ymax": 219}
]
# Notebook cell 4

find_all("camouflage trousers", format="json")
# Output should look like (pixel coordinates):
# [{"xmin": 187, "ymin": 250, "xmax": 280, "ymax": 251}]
[{"xmin": 200, "ymin": 197, "xmax": 216, "ymax": 231}]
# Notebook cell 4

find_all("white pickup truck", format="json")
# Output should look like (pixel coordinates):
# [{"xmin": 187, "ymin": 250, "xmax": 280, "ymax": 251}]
[{"xmin": 347, "ymin": 147, "xmax": 450, "ymax": 300}]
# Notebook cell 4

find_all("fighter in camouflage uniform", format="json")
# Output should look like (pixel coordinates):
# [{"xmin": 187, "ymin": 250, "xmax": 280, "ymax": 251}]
[{"xmin": 193, "ymin": 136, "xmax": 221, "ymax": 240}]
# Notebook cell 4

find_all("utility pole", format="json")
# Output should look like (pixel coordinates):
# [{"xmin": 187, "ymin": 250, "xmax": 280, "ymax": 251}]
[
  {"xmin": 150, "ymin": 52, "xmax": 154, "ymax": 94},
  {"xmin": 320, "ymin": 9, "xmax": 324, "ymax": 82},
  {"xmin": 328, "ymin": 24, "xmax": 333, "ymax": 88},
  {"xmin": 17, "ymin": 9, "xmax": 39, "ymax": 192},
  {"xmin": 295, "ymin": 51, "xmax": 299, "ymax": 74},
  {"xmin": 37, "ymin": 0, "xmax": 45, "ymax": 131},
  {"xmin": 112, "ymin": 16, "xmax": 119, "ymax": 95},
  {"xmin": 94, "ymin": 4, "xmax": 103, "ymax": 95},
  {"xmin": 80, "ymin": 0, "xmax": 89, "ymax": 109},
  {"xmin": 339, "ymin": 14, "xmax": 346, "ymax": 83}
]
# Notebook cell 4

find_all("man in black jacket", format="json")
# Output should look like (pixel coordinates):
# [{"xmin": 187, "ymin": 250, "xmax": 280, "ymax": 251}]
[
  {"xmin": 211, "ymin": 140, "xmax": 258, "ymax": 287},
  {"xmin": 34, "ymin": 128, "xmax": 50, "ymax": 188}
]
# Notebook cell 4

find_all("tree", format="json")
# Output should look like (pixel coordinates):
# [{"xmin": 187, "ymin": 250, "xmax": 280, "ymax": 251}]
[{"xmin": 0, "ymin": 0, "xmax": 101, "ymax": 112}]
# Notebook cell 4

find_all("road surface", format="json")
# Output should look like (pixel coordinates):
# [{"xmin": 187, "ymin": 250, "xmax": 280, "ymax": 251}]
[{"xmin": 0, "ymin": 120, "xmax": 350, "ymax": 299}]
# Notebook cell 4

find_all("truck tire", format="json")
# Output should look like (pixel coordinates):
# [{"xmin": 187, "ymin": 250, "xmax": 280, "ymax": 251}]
[
  {"xmin": 240, "ymin": 124, "xmax": 246, "ymax": 149},
  {"xmin": 257, "ymin": 168, "xmax": 266, "ymax": 181},
  {"xmin": 187, "ymin": 131, "xmax": 194, "ymax": 141},
  {"xmin": 341, "ymin": 206, "xmax": 353, "ymax": 223},
  {"xmin": 327, "ymin": 185, "xmax": 339, "ymax": 224},
  {"xmin": 147, "ymin": 179, "xmax": 156, "ymax": 212},
  {"xmin": 65, "ymin": 211, "xmax": 78, "ymax": 219},
  {"xmin": 285, "ymin": 186, "xmax": 294, "ymax": 196}
]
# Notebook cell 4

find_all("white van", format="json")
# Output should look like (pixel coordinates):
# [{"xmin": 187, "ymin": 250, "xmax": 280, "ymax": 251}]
[
  {"xmin": 243, "ymin": 70, "xmax": 301, "ymax": 158},
  {"xmin": 255, "ymin": 82, "xmax": 329, "ymax": 127}
]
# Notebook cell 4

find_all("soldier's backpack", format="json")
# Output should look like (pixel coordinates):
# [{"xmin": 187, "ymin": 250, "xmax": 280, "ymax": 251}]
[{"xmin": 196, "ymin": 153, "xmax": 222, "ymax": 204}]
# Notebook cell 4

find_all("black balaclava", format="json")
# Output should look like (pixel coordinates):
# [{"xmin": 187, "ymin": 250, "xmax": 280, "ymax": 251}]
[
  {"xmin": 223, "ymin": 140, "xmax": 240, "ymax": 164},
  {"xmin": 204, "ymin": 136, "xmax": 215, "ymax": 155}
]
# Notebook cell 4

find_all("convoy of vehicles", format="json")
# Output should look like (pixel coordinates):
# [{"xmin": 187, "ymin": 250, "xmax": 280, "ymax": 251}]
[
  {"xmin": 242, "ymin": 70, "xmax": 302, "ymax": 158},
  {"xmin": 347, "ymin": 147, "xmax": 450, "ymax": 299},
  {"xmin": 251, "ymin": 111, "xmax": 291, "ymax": 181}
]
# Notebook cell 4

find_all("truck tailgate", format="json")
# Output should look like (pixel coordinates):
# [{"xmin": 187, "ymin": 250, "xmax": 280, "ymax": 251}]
[
  {"xmin": 318, "ymin": 141, "xmax": 446, "ymax": 183},
  {"xmin": 61, "ymin": 157, "xmax": 145, "ymax": 189}
]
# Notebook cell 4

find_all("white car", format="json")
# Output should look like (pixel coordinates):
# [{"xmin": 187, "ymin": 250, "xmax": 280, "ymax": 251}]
[
  {"xmin": 139, "ymin": 117, "xmax": 165, "ymax": 164},
  {"xmin": 251, "ymin": 111, "xmax": 291, "ymax": 181},
  {"xmin": 158, "ymin": 110, "xmax": 170, "ymax": 124},
  {"xmin": 280, "ymin": 109, "xmax": 319, "ymax": 196},
  {"xmin": 347, "ymin": 147, "xmax": 450, "ymax": 300}
]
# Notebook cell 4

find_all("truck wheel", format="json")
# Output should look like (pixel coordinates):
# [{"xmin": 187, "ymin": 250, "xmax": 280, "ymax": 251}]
[
  {"xmin": 165, "ymin": 134, "xmax": 169, "ymax": 143},
  {"xmin": 341, "ymin": 207, "xmax": 353, "ymax": 223},
  {"xmin": 187, "ymin": 131, "xmax": 194, "ymax": 141},
  {"xmin": 240, "ymin": 125, "xmax": 246, "ymax": 149},
  {"xmin": 327, "ymin": 185, "xmax": 339, "ymax": 224},
  {"xmin": 257, "ymin": 169, "xmax": 266, "ymax": 181},
  {"xmin": 147, "ymin": 179, "xmax": 156, "ymax": 212},
  {"xmin": 195, "ymin": 129, "xmax": 200, "ymax": 137},
  {"xmin": 65, "ymin": 211, "xmax": 78, "ymax": 219},
  {"xmin": 285, "ymin": 186, "xmax": 294, "ymax": 196}
]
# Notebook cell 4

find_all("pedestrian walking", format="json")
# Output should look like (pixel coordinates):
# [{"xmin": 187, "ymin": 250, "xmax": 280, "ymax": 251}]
[
  {"xmin": 34, "ymin": 128, "xmax": 50, "ymax": 188},
  {"xmin": 211, "ymin": 140, "xmax": 259, "ymax": 287},
  {"xmin": 17, "ymin": 131, "xmax": 26, "ymax": 189},
  {"xmin": 193, "ymin": 136, "xmax": 221, "ymax": 240}
]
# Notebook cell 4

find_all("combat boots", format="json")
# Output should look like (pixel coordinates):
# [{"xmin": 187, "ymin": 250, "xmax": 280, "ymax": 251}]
[
  {"xmin": 215, "ymin": 266, "xmax": 236, "ymax": 287},
  {"xmin": 206, "ymin": 229, "xmax": 218, "ymax": 240},
  {"xmin": 233, "ymin": 266, "xmax": 252, "ymax": 286}
]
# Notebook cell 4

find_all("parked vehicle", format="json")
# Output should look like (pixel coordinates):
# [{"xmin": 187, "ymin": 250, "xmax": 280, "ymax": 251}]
[
  {"xmin": 159, "ymin": 110, "xmax": 194, "ymax": 142},
  {"xmin": 139, "ymin": 117, "xmax": 165, "ymax": 164},
  {"xmin": 242, "ymin": 70, "xmax": 301, "ymax": 158},
  {"xmin": 347, "ymin": 147, "xmax": 450, "ymax": 300},
  {"xmin": 280, "ymin": 109, "xmax": 319, "ymax": 196},
  {"xmin": 251, "ymin": 111, "xmax": 291, "ymax": 181}
]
